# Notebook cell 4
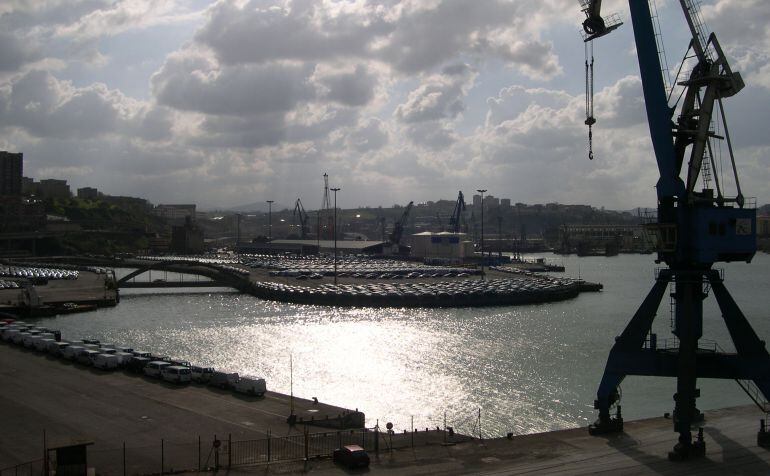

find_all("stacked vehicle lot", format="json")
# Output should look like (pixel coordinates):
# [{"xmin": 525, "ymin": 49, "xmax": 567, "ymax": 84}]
[{"xmin": 0, "ymin": 318, "xmax": 266, "ymax": 396}]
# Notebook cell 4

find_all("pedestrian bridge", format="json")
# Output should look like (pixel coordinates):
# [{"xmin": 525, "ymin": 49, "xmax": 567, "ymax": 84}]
[{"xmin": 116, "ymin": 260, "xmax": 250, "ymax": 290}]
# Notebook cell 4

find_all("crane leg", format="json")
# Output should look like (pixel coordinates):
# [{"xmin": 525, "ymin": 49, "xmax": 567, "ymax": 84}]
[
  {"xmin": 589, "ymin": 277, "xmax": 669, "ymax": 435},
  {"xmin": 668, "ymin": 272, "xmax": 706, "ymax": 460}
]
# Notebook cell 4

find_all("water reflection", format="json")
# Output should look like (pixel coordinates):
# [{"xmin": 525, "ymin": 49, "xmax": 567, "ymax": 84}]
[{"xmin": 36, "ymin": 253, "xmax": 770, "ymax": 437}]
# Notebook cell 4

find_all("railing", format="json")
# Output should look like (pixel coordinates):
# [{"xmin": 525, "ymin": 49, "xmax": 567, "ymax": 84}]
[
  {"xmin": 641, "ymin": 336, "xmax": 769, "ymax": 414},
  {"xmin": 1, "ymin": 427, "xmax": 475, "ymax": 475}
]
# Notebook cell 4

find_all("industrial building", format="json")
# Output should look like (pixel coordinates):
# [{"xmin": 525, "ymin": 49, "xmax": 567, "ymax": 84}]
[
  {"xmin": 237, "ymin": 239, "xmax": 388, "ymax": 256},
  {"xmin": 155, "ymin": 204, "xmax": 197, "ymax": 221},
  {"xmin": 410, "ymin": 232, "xmax": 474, "ymax": 263}
]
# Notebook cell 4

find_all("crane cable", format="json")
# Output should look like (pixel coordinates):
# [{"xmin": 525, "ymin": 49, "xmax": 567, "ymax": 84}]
[{"xmin": 584, "ymin": 41, "xmax": 596, "ymax": 160}]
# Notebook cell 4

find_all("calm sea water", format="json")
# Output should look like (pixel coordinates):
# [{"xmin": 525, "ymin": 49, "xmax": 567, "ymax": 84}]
[{"xmin": 33, "ymin": 253, "xmax": 770, "ymax": 437}]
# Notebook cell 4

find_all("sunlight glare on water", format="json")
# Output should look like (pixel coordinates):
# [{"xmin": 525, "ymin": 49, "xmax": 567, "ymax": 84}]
[{"xmin": 38, "ymin": 253, "xmax": 770, "ymax": 438}]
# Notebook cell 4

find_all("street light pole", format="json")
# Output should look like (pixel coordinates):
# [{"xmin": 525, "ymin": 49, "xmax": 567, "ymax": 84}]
[
  {"xmin": 330, "ymin": 188, "xmax": 341, "ymax": 285},
  {"xmin": 477, "ymin": 189, "xmax": 487, "ymax": 279},
  {"xmin": 266, "ymin": 200, "xmax": 274, "ymax": 241}
]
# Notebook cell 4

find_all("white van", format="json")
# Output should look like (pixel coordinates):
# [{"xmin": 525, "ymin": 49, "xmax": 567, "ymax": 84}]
[
  {"xmin": 144, "ymin": 361, "xmax": 171, "ymax": 378},
  {"xmin": 161, "ymin": 365, "xmax": 192, "ymax": 384},
  {"xmin": 62, "ymin": 345, "xmax": 85, "ymax": 360},
  {"xmin": 234, "ymin": 376, "xmax": 267, "ymax": 396},
  {"xmin": 13, "ymin": 332, "xmax": 29, "ymax": 345},
  {"xmin": 2, "ymin": 328, "xmax": 20, "ymax": 341},
  {"xmin": 48, "ymin": 341, "xmax": 70, "ymax": 356},
  {"xmin": 113, "ymin": 352, "xmax": 133, "ymax": 366},
  {"xmin": 78, "ymin": 349, "xmax": 100, "ymax": 365},
  {"xmin": 35, "ymin": 338, "xmax": 55, "ymax": 352},
  {"xmin": 93, "ymin": 354, "xmax": 119, "ymax": 370}
]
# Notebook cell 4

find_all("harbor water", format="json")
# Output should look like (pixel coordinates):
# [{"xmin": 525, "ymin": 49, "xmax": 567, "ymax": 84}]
[{"xmin": 34, "ymin": 253, "xmax": 770, "ymax": 437}]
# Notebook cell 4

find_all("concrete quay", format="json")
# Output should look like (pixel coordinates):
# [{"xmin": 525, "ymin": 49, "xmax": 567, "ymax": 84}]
[{"xmin": 0, "ymin": 342, "xmax": 361, "ymax": 470}]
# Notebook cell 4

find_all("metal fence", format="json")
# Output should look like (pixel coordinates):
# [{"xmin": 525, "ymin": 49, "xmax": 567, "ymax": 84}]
[{"xmin": 1, "ymin": 426, "xmax": 473, "ymax": 476}]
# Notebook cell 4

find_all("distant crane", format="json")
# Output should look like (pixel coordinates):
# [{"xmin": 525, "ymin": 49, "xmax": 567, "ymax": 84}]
[
  {"xmin": 389, "ymin": 201, "xmax": 414, "ymax": 246},
  {"xmin": 449, "ymin": 191, "xmax": 466, "ymax": 233},
  {"xmin": 292, "ymin": 198, "xmax": 310, "ymax": 239}
]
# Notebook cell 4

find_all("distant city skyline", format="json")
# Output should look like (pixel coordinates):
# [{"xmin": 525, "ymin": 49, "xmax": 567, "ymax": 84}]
[{"xmin": 1, "ymin": 1, "xmax": 768, "ymax": 210}]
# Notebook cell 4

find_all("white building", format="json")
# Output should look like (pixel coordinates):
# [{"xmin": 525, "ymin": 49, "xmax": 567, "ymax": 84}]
[{"xmin": 410, "ymin": 232, "xmax": 475, "ymax": 263}]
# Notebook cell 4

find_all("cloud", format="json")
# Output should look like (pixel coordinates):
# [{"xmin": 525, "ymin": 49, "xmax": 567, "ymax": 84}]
[
  {"xmin": 344, "ymin": 117, "xmax": 389, "ymax": 153},
  {"xmin": 315, "ymin": 64, "xmax": 378, "ymax": 107},
  {"xmin": 0, "ymin": 32, "xmax": 41, "ymax": 72},
  {"xmin": 195, "ymin": 0, "xmax": 564, "ymax": 79},
  {"xmin": 0, "ymin": 69, "xmax": 170, "ymax": 141},
  {"xmin": 395, "ymin": 64, "xmax": 476, "ymax": 124},
  {"xmin": 152, "ymin": 50, "xmax": 315, "ymax": 116},
  {"xmin": 55, "ymin": 0, "xmax": 197, "ymax": 41}
]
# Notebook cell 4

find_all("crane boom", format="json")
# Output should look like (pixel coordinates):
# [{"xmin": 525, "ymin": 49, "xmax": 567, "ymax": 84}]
[
  {"xmin": 581, "ymin": 0, "xmax": 765, "ymax": 461},
  {"xmin": 389, "ymin": 201, "xmax": 413, "ymax": 245},
  {"xmin": 449, "ymin": 191, "xmax": 466, "ymax": 233},
  {"xmin": 292, "ymin": 198, "xmax": 309, "ymax": 239}
]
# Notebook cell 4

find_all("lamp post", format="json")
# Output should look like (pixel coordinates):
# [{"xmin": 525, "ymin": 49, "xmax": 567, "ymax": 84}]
[
  {"xmin": 266, "ymin": 200, "xmax": 274, "ymax": 241},
  {"xmin": 477, "ymin": 189, "xmax": 487, "ymax": 279},
  {"xmin": 330, "ymin": 187, "xmax": 341, "ymax": 285}
]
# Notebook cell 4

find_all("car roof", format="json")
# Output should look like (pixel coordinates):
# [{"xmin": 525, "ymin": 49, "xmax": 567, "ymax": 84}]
[{"xmin": 344, "ymin": 445, "xmax": 365, "ymax": 451}]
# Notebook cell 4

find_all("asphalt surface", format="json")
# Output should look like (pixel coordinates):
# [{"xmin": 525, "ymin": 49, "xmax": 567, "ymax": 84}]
[{"xmin": 0, "ymin": 342, "xmax": 357, "ymax": 472}]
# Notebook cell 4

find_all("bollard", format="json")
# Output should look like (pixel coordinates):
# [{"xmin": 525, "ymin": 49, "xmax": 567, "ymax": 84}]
[{"xmin": 161, "ymin": 439, "xmax": 164, "ymax": 476}]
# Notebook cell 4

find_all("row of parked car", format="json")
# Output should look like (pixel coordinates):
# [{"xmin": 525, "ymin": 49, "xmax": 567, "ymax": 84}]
[{"xmin": 0, "ymin": 319, "xmax": 266, "ymax": 396}]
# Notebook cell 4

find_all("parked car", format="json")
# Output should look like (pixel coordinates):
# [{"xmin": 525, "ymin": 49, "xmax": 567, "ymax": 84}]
[
  {"xmin": 62, "ymin": 345, "xmax": 85, "ymax": 361},
  {"xmin": 93, "ymin": 354, "xmax": 120, "ymax": 370},
  {"xmin": 48, "ymin": 341, "xmax": 70, "ymax": 357},
  {"xmin": 35, "ymin": 338, "xmax": 55, "ymax": 352},
  {"xmin": 209, "ymin": 371, "xmax": 239, "ymax": 389},
  {"xmin": 191, "ymin": 366, "xmax": 215, "ymax": 383},
  {"xmin": 332, "ymin": 445, "xmax": 370, "ymax": 468},
  {"xmin": 113, "ymin": 352, "xmax": 134, "ymax": 367},
  {"xmin": 161, "ymin": 365, "xmax": 192, "ymax": 384},
  {"xmin": 234, "ymin": 376, "xmax": 266, "ymax": 397},
  {"xmin": 13, "ymin": 332, "xmax": 29, "ymax": 345},
  {"xmin": 77, "ymin": 349, "xmax": 100, "ymax": 366},
  {"xmin": 127, "ymin": 356, "xmax": 151, "ymax": 373},
  {"xmin": 143, "ymin": 361, "xmax": 171, "ymax": 378}
]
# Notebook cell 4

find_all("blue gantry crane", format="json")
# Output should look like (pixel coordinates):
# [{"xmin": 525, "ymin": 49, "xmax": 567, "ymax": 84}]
[{"xmin": 579, "ymin": 0, "xmax": 768, "ymax": 460}]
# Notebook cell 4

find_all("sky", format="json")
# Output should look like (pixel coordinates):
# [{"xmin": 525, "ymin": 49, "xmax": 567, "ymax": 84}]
[{"xmin": 0, "ymin": 0, "xmax": 768, "ymax": 211}]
